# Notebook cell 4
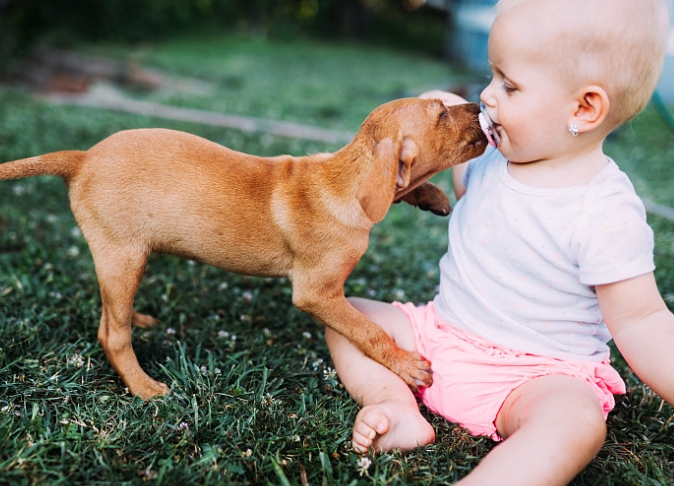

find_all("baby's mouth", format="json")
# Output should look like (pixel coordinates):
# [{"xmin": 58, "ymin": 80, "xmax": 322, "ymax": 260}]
[{"xmin": 479, "ymin": 102, "xmax": 501, "ymax": 147}]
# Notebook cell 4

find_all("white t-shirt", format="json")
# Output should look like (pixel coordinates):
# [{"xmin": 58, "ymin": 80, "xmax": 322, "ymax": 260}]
[{"xmin": 433, "ymin": 147, "xmax": 655, "ymax": 362}]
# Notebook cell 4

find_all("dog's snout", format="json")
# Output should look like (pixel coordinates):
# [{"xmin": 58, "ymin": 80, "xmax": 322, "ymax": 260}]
[
  {"xmin": 446, "ymin": 102, "xmax": 481, "ymax": 124},
  {"xmin": 465, "ymin": 102, "xmax": 481, "ymax": 115}
]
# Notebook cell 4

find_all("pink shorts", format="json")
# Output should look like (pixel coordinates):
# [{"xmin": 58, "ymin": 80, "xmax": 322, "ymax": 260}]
[{"xmin": 394, "ymin": 301, "xmax": 626, "ymax": 441}]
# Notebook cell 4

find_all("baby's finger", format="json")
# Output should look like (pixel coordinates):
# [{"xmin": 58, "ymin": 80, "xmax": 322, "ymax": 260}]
[{"xmin": 418, "ymin": 90, "xmax": 468, "ymax": 106}]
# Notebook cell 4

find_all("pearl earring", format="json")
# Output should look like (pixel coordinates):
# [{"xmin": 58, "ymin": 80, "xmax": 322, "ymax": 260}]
[{"xmin": 568, "ymin": 123, "xmax": 579, "ymax": 137}]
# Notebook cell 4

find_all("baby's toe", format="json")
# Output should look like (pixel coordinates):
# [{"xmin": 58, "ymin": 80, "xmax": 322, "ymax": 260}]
[
  {"xmin": 352, "ymin": 430, "xmax": 373, "ymax": 453},
  {"xmin": 352, "ymin": 407, "xmax": 390, "ymax": 452},
  {"xmin": 357, "ymin": 408, "xmax": 389, "ymax": 435}
]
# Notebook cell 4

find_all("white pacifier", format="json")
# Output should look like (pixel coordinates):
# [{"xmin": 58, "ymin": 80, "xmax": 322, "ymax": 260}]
[{"xmin": 479, "ymin": 102, "xmax": 500, "ymax": 147}]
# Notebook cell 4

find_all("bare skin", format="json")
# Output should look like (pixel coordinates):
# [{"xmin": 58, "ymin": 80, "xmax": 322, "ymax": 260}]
[
  {"xmin": 326, "ymin": 297, "xmax": 607, "ymax": 485},
  {"xmin": 325, "ymin": 298, "xmax": 435, "ymax": 452},
  {"xmin": 328, "ymin": 1, "xmax": 674, "ymax": 484}
]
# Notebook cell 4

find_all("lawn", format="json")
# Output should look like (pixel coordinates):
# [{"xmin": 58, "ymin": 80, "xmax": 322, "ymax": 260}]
[{"xmin": 1, "ymin": 32, "xmax": 674, "ymax": 485}]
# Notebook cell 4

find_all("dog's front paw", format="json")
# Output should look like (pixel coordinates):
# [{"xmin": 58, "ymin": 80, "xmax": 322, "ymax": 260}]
[
  {"xmin": 420, "ymin": 200, "xmax": 451, "ymax": 216},
  {"xmin": 395, "ymin": 182, "xmax": 451, "ymax": 216},
  {"xmin": 394, "ymin": 351, "xmax": 433, "ymax": 391}
]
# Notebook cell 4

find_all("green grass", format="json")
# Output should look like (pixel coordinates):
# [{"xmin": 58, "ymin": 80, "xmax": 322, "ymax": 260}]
[
  {"xmin": 80, "ymin": 31, "xmax": 463, "ymax": 133},
  {"xmin": 1, "ymin": 32, "xmax": 674, "ymax": 485},
  {"xmin": 606, "ymin": 107, "xmax": 674, "ymax": 209}
]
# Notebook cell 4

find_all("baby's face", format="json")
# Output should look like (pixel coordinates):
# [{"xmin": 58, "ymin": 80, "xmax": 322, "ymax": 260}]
[{"xmin": 479, "ymin": 6, "xmax": 578, "ymax": 164}]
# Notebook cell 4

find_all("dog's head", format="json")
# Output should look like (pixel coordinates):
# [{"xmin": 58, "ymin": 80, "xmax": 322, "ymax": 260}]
[{"xmin": 356, "ymin": 97, "xmax": 487, "ymax": 222}]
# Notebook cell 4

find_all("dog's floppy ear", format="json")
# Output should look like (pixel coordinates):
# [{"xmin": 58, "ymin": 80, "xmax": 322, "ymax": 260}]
[
  {"xmin": 357, "ymin": 138, "xmax": 398, "ymax": 223},
  {"xmin": 397, "ymin": 137, "xmax": 418, "ymax": 190},
  {"xmin": 358, "ymin": 137, "xmax": 421, "ymax": 223}
]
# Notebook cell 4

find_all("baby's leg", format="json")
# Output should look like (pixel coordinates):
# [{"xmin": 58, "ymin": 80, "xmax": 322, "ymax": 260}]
[
  {"xmin": 457, "ymin": 375, "xmax": 607, "ymax": 486},
  {"xmin": 325, "ymin": 297, "xmax": 435, "ymax": 452}
]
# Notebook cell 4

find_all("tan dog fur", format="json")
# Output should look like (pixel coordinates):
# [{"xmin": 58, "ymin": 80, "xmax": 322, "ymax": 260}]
[{"xmin": 0, "ymin": 98, "xmax": 486, "ymax": 399}]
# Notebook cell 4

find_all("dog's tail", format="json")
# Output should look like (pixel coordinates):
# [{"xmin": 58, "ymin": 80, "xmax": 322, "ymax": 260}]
[{"xmin": 0, "ymin": 151, "xmax": 85, "ymax": 182}]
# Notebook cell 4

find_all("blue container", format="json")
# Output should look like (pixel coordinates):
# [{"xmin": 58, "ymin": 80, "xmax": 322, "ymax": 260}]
[{"xmin": 445, "ymin": 0, "xmax": 496, "ymax": 73}]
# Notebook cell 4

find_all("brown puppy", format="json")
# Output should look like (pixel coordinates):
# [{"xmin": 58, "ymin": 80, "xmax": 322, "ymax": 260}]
[{"xmin": 0, "ymin": 98, "xmax": 486, "ymax": 399}]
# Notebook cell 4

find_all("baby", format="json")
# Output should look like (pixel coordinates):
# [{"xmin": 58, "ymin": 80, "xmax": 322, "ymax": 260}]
[{"xmin": 326, "ymin": 0, "xmax": 674, "ymax": 484}]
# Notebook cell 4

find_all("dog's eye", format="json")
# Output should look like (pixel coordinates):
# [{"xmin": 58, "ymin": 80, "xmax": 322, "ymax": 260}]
[{"xmin": 439, "ymin": 110, "xmax": 449, "ymax": 120}]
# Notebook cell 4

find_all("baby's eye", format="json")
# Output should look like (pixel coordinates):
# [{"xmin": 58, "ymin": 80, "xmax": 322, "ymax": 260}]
[{"xmin": 503, "ymin": 82, "xmax": 516, "ymax": 94}]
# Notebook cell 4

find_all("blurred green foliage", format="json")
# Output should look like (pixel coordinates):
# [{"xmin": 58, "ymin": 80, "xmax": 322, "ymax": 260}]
[{"xmin": 0, "ymin": 0, "xmax": 447, "ymax": 68}]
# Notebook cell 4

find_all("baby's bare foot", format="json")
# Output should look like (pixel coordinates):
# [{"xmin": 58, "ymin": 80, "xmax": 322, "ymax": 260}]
[{"xmin": 352, "ymin": 400, "xmax": 435, "ymax": 453}]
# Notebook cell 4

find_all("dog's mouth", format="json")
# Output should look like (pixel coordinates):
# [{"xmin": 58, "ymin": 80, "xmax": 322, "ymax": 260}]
[
  {"xmin": 464, "ymin": 117, "xmax": 488, "ymax": 157},
  {"xmin": 479, "ymin": 102, "xmax": 500, "ymax": 147},
  {"xmin": 469, "ymin": 127, "xmax": 488, "ymax": 152}
]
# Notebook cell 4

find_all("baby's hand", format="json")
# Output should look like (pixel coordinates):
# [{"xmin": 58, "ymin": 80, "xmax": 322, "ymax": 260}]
[{"xmin": 418, "ymin": 90, "xmax": 468, "ymax": 107}]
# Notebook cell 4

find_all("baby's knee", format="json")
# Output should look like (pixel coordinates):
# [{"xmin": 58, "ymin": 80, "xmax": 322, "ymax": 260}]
[
  {"xmin": 544, "ymin": 388, "xmax": 607, "ymax": 455},
  {"xmin": 500, "ymin": 375, "xmax": 608, "ymax": 445},
  {"xmin": 568, "ymin": 401, "xmax": 606, "ymax": 449}
]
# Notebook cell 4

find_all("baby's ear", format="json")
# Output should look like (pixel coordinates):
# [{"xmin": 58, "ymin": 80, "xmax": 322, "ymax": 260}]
[{"xmin": 573, "ymin": 86, "xmax": 609, "ymax": 132}]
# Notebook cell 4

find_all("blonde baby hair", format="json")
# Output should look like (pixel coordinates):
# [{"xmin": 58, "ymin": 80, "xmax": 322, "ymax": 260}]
[{"xmin": 494, "ymin": 0, "xmax": 670, "ymax": 129}]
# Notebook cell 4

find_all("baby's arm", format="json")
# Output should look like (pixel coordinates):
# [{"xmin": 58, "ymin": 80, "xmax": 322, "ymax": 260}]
[
  {"xmin": 597, "ymin": 273, "xmax": 674, "ymax": 405},
  {"xmin": 452, "ymin": 163, "xmax": 469, "ymax": 200},
  {"xmin": 418, "ymin": 90, "xmax": 468, "ymax": 107}
]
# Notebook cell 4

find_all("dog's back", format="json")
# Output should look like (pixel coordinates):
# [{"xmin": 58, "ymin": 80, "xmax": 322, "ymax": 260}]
[
  {"xmin": 0, "ymin": 127, "xmax": 363, "ymax": 278},
  {"xmin": 72, "ymin": 128, "xmax": 303, "ymax": 275}
]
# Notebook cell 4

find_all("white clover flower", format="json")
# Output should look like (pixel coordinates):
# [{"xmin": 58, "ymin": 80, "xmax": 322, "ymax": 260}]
[
  {"xmin": 68, "ymin": 354, "xmax": 85, "ymax": 368},
  {"xmin": 166, "ymin": 328, "xmax": 176, "ymax": 336},
  {"xmin": 323, "ymin": 367, "xmax": 337, "ymax": 380},
  {"xmin": 356, "ymin": 456, "xmax": 372, "ymax": 477},
  {"xmin": 242, "ymin": 291, "xmax": 253, "ymax": 302},
  {"xmin": 218, "ymin": 330, "xmax": 230, "ymax": 339},
  {"xmin": 179, "ymin": 422, "xmax": 189, "ymax": 431},
  {"xmin": 67, "ymin": 246, "xmax": 80, "ymax": 257},
  {"xmin": 302, "ymin": 331, "xmax": 312, "ymax": 339},
  {"xmin": 218, "ymin": 282, "xmax": 228, "ymax": 290}
]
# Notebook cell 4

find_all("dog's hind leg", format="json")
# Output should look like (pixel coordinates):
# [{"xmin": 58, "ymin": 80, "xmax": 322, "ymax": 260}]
[{"xmin": 92, "ymin": 246, "xmax": 169, "ymax": 399}]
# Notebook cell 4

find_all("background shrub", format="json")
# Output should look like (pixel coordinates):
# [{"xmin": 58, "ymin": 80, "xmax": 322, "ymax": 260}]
[{"xmin": 0, "ymin": 0, "xmax": 448, "ymax": 69}]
